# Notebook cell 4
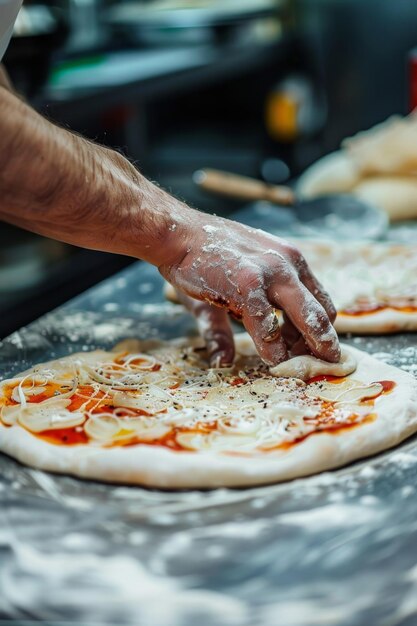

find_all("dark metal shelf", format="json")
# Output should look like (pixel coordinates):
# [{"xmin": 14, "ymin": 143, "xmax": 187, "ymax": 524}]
[{"xmin": 37, "ymin": 37, "xmax": 289, "ymax": 124}]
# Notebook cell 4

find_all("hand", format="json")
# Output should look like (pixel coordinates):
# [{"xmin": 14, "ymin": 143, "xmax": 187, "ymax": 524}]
[
  {"xmin": 160, "ymin": 213, "xmax": 340, "ymax": 367},
  {"xmin": 165, "ymin": 283, "xmax": 235, "ymax": 367}
]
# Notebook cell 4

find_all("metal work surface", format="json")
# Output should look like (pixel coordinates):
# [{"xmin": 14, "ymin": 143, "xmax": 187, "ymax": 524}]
[{"xmin": 1, "ymin": 262, "xmax": 417, "ymax": 626}]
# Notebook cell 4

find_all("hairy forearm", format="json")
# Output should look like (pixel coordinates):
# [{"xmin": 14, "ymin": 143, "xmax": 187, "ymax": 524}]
[{"xmin": 0, "ymin": 86, "xmax": 191, "ymax": 266}]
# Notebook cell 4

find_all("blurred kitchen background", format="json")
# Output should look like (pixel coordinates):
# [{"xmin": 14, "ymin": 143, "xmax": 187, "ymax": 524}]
[{"xmin": 1, "ymin": 0, "xmax": 417, "ymax": 337}]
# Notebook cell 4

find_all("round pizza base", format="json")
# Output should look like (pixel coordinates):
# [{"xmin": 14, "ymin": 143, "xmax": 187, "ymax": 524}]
[
  {"xmin": 335, "ymin": 310, "xmax": 417, "ymax": 335},
  {"xmin": 291, "ymin": 238, "xmax": 417, "ymax": 336},
  {"xmin": 1, "ymin": 337, "xmax": 417, "ymax": 489}
]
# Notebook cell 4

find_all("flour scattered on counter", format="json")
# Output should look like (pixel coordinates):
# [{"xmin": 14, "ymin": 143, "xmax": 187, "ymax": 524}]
[
  {"xmin": 260, "ymin": 599, "xmax": 345, "ymax": 626},
  {"xmin": 387, "ymin": 451, "xmax": 417, "ymax": 468},
  {"xmin": 149, "ymin": 513, "xmax": 177, "ymax": 526},
  {"xmin": 61, "ymin": 533, "xmax": 102, "ymax": 550},
  {"xmin": 205, "ymin": 544, "xmax": 226, "ymax": 559},
  {"xmin": 280, "ymin": 503, "xmax": 381, "ymax": 530},
  {"xmin": 129, "ymin": 531, "xmax": 147, "ymax": 546},
  {"xmin": 360, "ymin": 495, "xmax": 379, "ymax": 506},
  {"xmin": 115, "ymin": 277, "xmax": 127, "ymax": 289},
  {"xmin": 401, "ymin": 485, "xmax": 414, "ymax": 498},
  {"xmin": 372, "ymin": 352, "xmax": 393, "ymax": 363},
  {"xmin": 359, "ymin": 465, "xmax": 378, "ymax": 479},
  {"xmin": 103, "ymin": 302, "xmax": 119, "ymax": 312},
  {"xmin": 192, "ymin": 519, "xmax": 271, "ymax": 540},
  {"xmin": 138, "ymin": 282, "xmax": 153, "ymax": 294},
  {"xmin": 251, "ymin": 497, "xmax": 268, "ymax": 509},
  {"xmin": 327, "ymin": 490, "xmax": 345, "ymax": 503},
  {"xmin": 156, "ymin": 532, "xmax": 192, "ymax": 562},
  {"xmin": 3, "ymin": 543, "xmax": 247, "ymax": 626}
]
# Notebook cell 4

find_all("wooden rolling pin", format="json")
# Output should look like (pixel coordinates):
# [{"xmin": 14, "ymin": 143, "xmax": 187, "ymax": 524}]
[{"xmin": 193, "ymin": 169, "xmax": 296, "ymax": 206}]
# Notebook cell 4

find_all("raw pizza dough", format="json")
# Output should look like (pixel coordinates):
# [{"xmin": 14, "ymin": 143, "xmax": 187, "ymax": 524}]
[
  {"xmin": 297, "ymin": 114, "xmax": 417, "ymax": 221},
  {"xmin": 298, "ymin": 153, "xmax": 417, "ymax": 222},
  {"xmin": 293, "ymin": 239, "xmax": 417, "ymax": 335},
  {"xmin": 0, "ymin": 334, "xmax": 416, "ymax": 489},
  {"xmin": 270, "ymin": 348, "xmax": 356, "ymax": 380}
]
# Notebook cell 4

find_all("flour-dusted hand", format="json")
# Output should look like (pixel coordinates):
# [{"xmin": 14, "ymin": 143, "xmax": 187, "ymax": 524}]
[
  {"xmin": 159, "ymin": 215, "xmax": 340, "ymax": 367},
  {"xmin": 165, "ymin": 283, "xmax": 235, "ymax": 367}
]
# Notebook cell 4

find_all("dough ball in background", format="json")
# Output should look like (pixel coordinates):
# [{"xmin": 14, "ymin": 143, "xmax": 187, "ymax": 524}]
[
  {"xmin": 343, "ymin": 113, "xmax": 417, "ymax": 177},
  {"xmin": 354, "ymin": 177, "xmax": 417, "ymax": 222},
  {"xmin": 297, "ymin": 151, "xmax": 360, "ymax": 198},
  {"xmin": 298, "ymin": 113, "xmax": 417, "ymax": 223}
]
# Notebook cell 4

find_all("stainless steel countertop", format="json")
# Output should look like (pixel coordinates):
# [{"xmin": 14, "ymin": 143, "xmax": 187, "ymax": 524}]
[{"xmin": 1, "ymin": 261, "xmax": 417, "ymax": 626}]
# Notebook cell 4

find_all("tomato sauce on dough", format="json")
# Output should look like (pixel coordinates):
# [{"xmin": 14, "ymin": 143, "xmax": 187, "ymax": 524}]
[{"xmin": 0, "ymin": 369, "xmax": 396, "ymax": 453}]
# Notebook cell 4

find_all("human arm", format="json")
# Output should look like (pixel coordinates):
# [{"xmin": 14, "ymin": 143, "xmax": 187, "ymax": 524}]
[
  {"xmin": 0, "ymin": 84, "xmax": 340, "ymax": 366},
  {"xmin": 0, "ymin": 84, "xmax": 182, "ymax": 264}
]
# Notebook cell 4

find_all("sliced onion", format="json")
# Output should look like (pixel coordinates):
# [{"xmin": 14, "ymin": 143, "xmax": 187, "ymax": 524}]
[
  {"xmin": 84, "ymin": 414, "xmax": 121, "ymax": 441},
  {"xmin": 1, "ymin": 404, "xmax": 21, "ymax": 426},
  {"xmin": 173, "ymin": 389, "xmax": 206, "ymax": 408},
  {"xmin": 335, "ymin": 382, "xmax": 383, "ymax": 403},
  {"xmin": 118, "ymin": 353, "xmax": 158, "ymax": 371},
  {"xmin": 120, "ymin": 417, "xmax": 171, "ymax": 441},
  {"xmin": 113, "ymin": 388, "xmax": 173, "ymax": 413},
  {"xmin": 17, "ymin": 400, "xmax": 84, "ymax": 433},
  {"xmin": 161, "ymin": 407, "xmax": 215, "ymax": 427},
  {"xmin": 84, "ymin": 365, "xmax": 131, "ymax": 386},
  {"xmin": 11, "ymin": 385, "xmax": 46, "ymax": 404},
  {"xmin": 113, "ymin": 407, "xmax": 139, "ymax": 418},
  {"xmin": 218, "ymin": 414, "xmax": 261, "ymax": 435},
  {"xmin": 273, "ymin": 402, "xmax": 319, "ymax": 420},
  {"xmin": 307, "ymin": 379, "xmax": 382, "ymax": 403}
]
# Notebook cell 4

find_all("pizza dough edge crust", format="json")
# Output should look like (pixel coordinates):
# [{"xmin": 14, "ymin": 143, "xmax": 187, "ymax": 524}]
[
  {"xmin": 1, "ymin": 337, "xmax": 416, "ymax": 489},
  {"xmin": 335, "ymin": 309, "xmax": 417, "ymax": 335}
]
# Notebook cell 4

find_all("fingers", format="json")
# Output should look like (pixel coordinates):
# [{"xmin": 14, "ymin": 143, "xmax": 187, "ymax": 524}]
[
  {"xmin": 280, "ymin": 312, "xmax": 301, "ymax": 350},
  {"xmin": 268, "ymin": 278, "xmax": 340, "ymax": 363},
  {"xmin": 195, "ymin": 305, "xmax": 235, "ymax": 367},
  {"xmin": 241, "ymin": 302, "xmax": 288, "ymax": 366},
  {"xmin": 290, "ymin": 336, "xmax": 312, "ymax": 357},
  {"xmin": 281, "ymin": 312, "xmax": 312, "ymax": 358},
  {"xmin": 168, "ymin": 287, "xmax": 235, "ymax": 367},
  {"xmin": 296, "ymin": 257, "xmax": 337, "ymax": 323}
]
